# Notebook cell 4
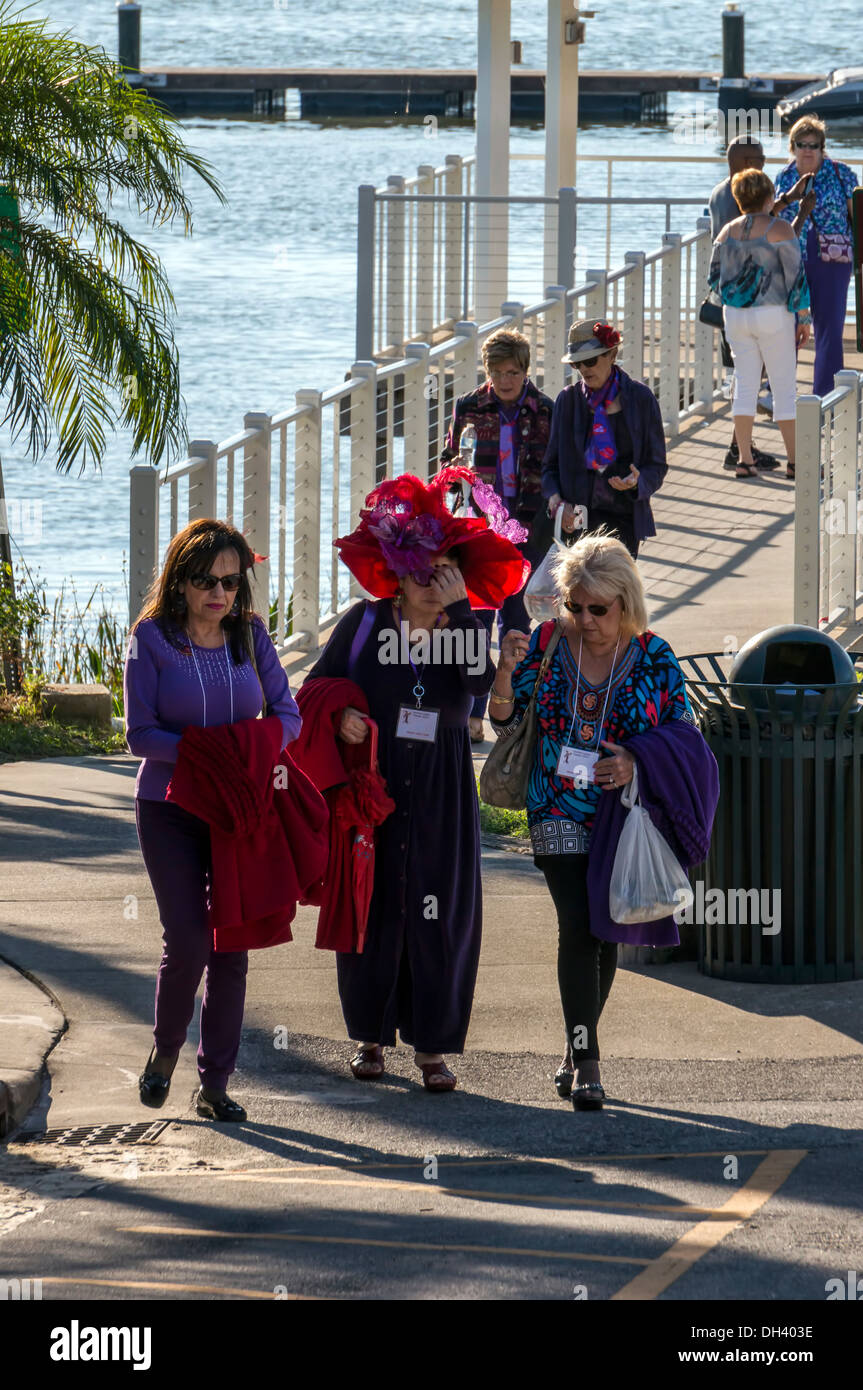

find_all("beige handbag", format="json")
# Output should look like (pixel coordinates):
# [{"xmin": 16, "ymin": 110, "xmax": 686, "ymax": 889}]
[{"xmin": 479, "ymin": 622, "xmax": 562, "ymax": 810}]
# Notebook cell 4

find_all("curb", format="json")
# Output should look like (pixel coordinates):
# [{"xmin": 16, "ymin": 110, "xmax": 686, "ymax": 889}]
[{"xmin": 0, "ymin": 955, "xmax": 67, "ymax": 1140}]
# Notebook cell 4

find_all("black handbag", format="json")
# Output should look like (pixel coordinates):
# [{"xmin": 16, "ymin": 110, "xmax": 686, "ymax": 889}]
[{"xmin": 698, "ymin": 296, "xmax": 724, "ymax": 329}]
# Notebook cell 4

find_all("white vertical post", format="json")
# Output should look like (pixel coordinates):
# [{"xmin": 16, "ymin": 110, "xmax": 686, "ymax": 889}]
[
  {"xmin": 243, "ymin": 412, "xmax": 272, "ymax": 623},
  {"xmin": 500, "ymin": 299, "xmax": 524, "ymax": 330},
  {"xmin": 832, "ymin": 371, "xmax": 860, "ymax": 620},
  {"xmin": 544, "ymin": 0, "xmax": 581, "ymax": 288},
  {"xmin": 293, "ymin": 390, "xmax": 322, "ymax": 649},
  {"xmin": 444, "ymin": 155, "xmax": 464, "ymax": 324},
  {"xmin": 621, "ymin": 252, "xmax": 645, "ymax": 382},
  {"xmin": 794, "ymin": 394, "xmax": 823, "ymax": 627},
  {"xmin": 452, "ymin": 320, "xmax": 479, "ymax": 402},
  {"xmin": 129, "ymin": 464, "xmax": 159, "ymax": 626},
  {"xmin": 403, "ymin": 343, "xmax": 431, "ymax": 477},
  {"xmin": 556, "ymin": 186, "xmax": 577, "ymax": 293},
  {"xmin": 348, "ymin": 360, "xmax": 377, "ymax": 600},
  {"xmin": 356, "ymin": 184, "xmax": 376, "ymax": 361},
  {"xmin": 187, "ymin": 439, "xmax": 218, "ymax": 521},
  {"xmin": 659, "ymin": 233, "xmax": 682, "ymax": 439},
  {"xmin": 415, "ymin": 164, "xmax": 435, "ymax": 339},
  {"xmin": 542, "ymin": 286, "xmax": 567, "ymax": 397},
  {"xmin": 584, "ymin": 267, "xmax": 607, "ymax": 324},
  {"xmin": 475, "ymin": 0, "xmax": 510, "ymax": 326},
  {"xmin": 692, "ymin": 219, "xmax": 714, "ymax": 415},
  {"xmin": 386, "ymin": 174, "xmax": 406, "ymax": 353}
]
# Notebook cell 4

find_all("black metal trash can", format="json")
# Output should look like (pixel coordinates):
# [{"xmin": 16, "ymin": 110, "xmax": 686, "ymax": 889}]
[{"xmin": 679, "ymin": 625, "xmax": 863, "ymax": 983}]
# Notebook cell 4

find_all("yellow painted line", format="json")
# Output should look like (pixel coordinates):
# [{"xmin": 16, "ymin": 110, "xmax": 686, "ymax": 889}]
[
  {"xmin": 40, "ymin": 1276, "xmax": 315, "ymax": 1300},
  {"xmin": 610, "ymin": 1148, "xmax": 809, "ymax": 1301},
  {"xmin": 119, "ymin": 1225, "xmax": 651, "ymax": 1267},
  {"xmin": 205, "ymin": 1172, "xmax": 736, "ymax": 1217}
]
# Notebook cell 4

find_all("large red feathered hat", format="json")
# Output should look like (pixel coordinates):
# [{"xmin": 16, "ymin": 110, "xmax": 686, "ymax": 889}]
[{"xmin": 334, "ymin": 472, "xmax": 529, "ymax": 609}]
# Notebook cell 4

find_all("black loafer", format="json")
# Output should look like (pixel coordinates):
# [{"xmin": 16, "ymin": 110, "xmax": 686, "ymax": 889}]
[
  {"xmin": 196, "ymin": 1089, "xmax": 247, "ymax": 1123},
  {"xmin": 138, "ymin": 1048, "xmax": 174, "ymax": 1108},
  {"xmin": 572, "ymin": 1083, "xmax": 605, "ymax": 1112},
  {"xmin": 554, "ymin": 1064, "xmax": 574, "ymax": 1098}
]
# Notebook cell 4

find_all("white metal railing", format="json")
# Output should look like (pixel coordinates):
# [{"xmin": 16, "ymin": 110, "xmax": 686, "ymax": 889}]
[
  {"xmin": 795, "ymin": 370, "xmax": 863, "ymax": 636},
  {"xmin": 130, "ymin": 219, "xmax": 724, "ymax": 667}
]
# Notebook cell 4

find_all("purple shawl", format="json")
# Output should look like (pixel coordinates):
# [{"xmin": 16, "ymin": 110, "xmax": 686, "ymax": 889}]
[{"xmin": 586, "ymin": 719, "xmax": 720, "ymax": 946}]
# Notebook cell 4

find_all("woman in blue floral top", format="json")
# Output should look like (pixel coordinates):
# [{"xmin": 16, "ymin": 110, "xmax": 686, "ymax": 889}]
[
  {"xmin": 773, "ymin": 115, "xmax": 859, "ymax": 397},
  {"xmin": 489, "ymin": 532, "xmax": 697, "ymax": 1109}
]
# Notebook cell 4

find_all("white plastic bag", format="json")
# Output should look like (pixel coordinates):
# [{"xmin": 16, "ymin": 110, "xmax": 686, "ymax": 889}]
[
  {"xmin": 609, "ymin": 767, "xmax": 692, "ymax": 924},
  {"xmin": 524, "ymin": 508, "xmax": 568, "ymax": 622}
]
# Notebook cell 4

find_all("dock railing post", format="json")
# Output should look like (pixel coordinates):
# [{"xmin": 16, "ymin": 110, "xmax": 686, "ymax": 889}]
[
  {"xmin": 693, "ymin": 219, "xmax": 715, "ymax": 415},
  {"xmin": 416, "ymin": 164, "xmax": 436, "ymax": 340},
  {"xmin": 831, "ymin": 370, "xmax": 861, "ymax": 621},
  {"xmin": 292, "ymin": 391, "xmax": 323, "ymax": 650},
  {"xmin": 403, "ymin": 343, "xmax": 431, "ymax": 477},
  {"xmin": 187, "ymin": 440, "xmax": 218, "ymax": 522},
  {"xmin": 659, "ymin": 232, "xmax": 682, "ymax": 439},
  {"xmin": 794, "ymin": 394, "xmax": 823, "ymax": 627},
  {"xmin": 356, "ymin": 184, "xmax": 376, "ymax": 361},
  {"xmin": 556, "ymin": 187, "xmax": 576, "ymax": 294},
  {"xmin": 243, "ymin": 413, "xmax": 273, "ymax": 624},
  {"xmin": 621, "ymin": 252, "xmax": 645, "ymax": 382},
  {"xmin": 584, "ymin": 267, "xmax": 607, "ymax": 325},
  {"xmin": 348, "ymin": 361, "xmax": 378, "ymax": 599},
  {"xmin": 386, "ymin": 175, "xmax": 406, "ymax": 354},
  {"xmin": 452, "ymin": 320, "xmax": 479, "ymax": 402},
  {"xmin": 444, "ymin": 156, "xmax": 465, "ymax": 325},
  {"xmin": 500, "ymin": 300, "xmax": 524, "ymax": 331},
  {"xmin": 129, "ymin": 464, "xmax": 158, "ymax": 628},
  {"xmin": 542, "ymin": 287, "xmax": 567, "ymax": 397}
]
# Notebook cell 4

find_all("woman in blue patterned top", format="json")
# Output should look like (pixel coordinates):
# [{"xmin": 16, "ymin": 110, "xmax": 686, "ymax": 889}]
[
  {"xmin": 489, "ymin": 532, "xmax": 696, "ymax": 1110},
  {"xmin": 773, "ymin": 116, "xmax": 859, "ymax": 397},
  {"xmin": 709, "ymin": 168, "xmax": 810, "ymax": 479}
]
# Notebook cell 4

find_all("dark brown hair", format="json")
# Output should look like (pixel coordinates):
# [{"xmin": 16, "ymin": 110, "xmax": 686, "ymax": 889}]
[{"xmin": 133, "ymin": 518, "xmax": 258, "ymax": 664}]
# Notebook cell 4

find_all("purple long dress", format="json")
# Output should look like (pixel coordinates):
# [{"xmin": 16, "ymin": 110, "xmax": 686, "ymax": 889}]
[{"xmin": 303, "ymin": 596, "xmax": 494, "ymax": 1052}]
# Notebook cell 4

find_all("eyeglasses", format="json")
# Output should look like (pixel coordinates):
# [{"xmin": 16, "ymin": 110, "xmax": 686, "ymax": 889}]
[
  {"xmin": 563, "ymin": 600, "xmax": 617, "ymax": 616},
  {"xmin": 576, "ymin": 355, "xmax": 605, "ymax": 370},
  {"xmin": 489, "ymin": 369, "xmax": 524, "ymax": 381},
  {"xmin": 793, "ymin": 142, "xmax": 823, "ymax": 150},
  {"xmin": 189, "ymin": 572, "xmax": 243, "ymax": 592}
]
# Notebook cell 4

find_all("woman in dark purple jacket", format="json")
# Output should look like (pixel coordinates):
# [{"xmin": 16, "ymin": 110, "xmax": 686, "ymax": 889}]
[{"xmin": 541, "ymin": 320, "xmax": 667, "ymax": 558}]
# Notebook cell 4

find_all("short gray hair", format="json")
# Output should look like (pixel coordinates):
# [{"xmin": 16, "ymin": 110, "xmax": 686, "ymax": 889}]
[{"xmin": 550, "ymin": 530, "xmax": 648, "ymax": 638}]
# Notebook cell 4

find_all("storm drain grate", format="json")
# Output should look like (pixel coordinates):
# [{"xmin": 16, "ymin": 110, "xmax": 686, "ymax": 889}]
[{"xmin": 10, "ymin": 1121, "xmax": 168, "ymax": 1147}]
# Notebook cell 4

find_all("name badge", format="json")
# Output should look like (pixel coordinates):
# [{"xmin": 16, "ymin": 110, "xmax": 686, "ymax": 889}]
[
  {"xmin": 396, "ymin": 705, "xmax": 439, "ymax": 743},
  {"xmin": 556, "ymin": 746, "xmax": 599, "ymax": 785}
]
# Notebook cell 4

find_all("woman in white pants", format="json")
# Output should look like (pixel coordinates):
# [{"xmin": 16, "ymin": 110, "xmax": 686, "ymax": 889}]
[{"xmin": 709, "ymin": 169, "xmax": 811, "ymax": 480}]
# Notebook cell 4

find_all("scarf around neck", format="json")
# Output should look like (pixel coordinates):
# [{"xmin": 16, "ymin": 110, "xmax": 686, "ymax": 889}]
[{"xmin": 581, "ymin": 366, "xmax": 621, "ymax": 471}]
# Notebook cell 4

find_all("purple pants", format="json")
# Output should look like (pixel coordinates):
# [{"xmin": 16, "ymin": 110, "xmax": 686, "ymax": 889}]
[
  {"xmin": 135, "ymin": 797, "xmax": 248, "ymax": 1091},
  {"xmin": 805, "ymin": 224, "xmax": 853, "ymax": 398}
]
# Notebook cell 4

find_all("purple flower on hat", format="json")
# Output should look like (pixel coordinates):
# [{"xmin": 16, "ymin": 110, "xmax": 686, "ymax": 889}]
[
  {"xmin": 366, "ymin": 509, "xmax": 445, "ymax": 580},
  {"xmin": 470, "ymin": 478, "xmax": 529, "ymax": 543}
]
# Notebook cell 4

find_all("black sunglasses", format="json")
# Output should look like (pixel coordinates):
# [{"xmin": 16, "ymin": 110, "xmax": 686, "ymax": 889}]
[
  {"xmin": 575, "ymin": 353, "xmax": 609, "ymax": 370},
  {"xmin": 793, "ymin": 141, "xmax": 823, "ymax": 150},
  {"xmin": 189, "ymin": 572, "xmax": 243, "ymax": 592},
  {"xmin": 563, "ymin": 600, "xmax": 617, "ymax": 616}
]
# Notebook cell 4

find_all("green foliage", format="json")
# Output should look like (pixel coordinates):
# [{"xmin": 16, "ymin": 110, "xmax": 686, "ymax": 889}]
[
  {"xmin": 0, "ymin": 695, "xmax": 126, "ymax": 762},
  {"xmin": 0, "ymin": 1, "xmax": 226, "ymax": 473}
]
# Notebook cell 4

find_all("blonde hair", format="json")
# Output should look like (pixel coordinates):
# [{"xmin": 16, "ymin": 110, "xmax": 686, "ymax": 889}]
[
  {"xmin": 789, "ymin": 115, "xmax": 826, "ymax": 152},
  {"xmin": 731, "ymin": 169, "xmax": 774, "ymax": 214},
  {"xmin": 551, "ymin": 530, "xmax": 648, "ymax": 639},
  {"xmin": 481, "ymin": 328, "xmax": 531, "ymax": 375}
]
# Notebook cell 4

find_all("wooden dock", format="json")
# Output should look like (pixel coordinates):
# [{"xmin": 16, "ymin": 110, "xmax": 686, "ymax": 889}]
[{"xmin": 127, "ymin": 68, "xmax": 817, "ymax": 120}]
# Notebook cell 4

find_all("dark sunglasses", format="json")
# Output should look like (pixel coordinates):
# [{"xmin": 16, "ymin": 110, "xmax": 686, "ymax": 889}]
[
  {"xmin": 189, "ymin": 572, "xmax": 243, "ymax": 592},
  {"xmin": 576, "ymin": 353, "xmax": 609, "ymax": 370},
  {"xmin": 563, "ymin": 600, "xmax": 617, "ymax": 616},
  {"xmin": 793, "ymin": 141, "xmax": 822, "ymax": 150}
]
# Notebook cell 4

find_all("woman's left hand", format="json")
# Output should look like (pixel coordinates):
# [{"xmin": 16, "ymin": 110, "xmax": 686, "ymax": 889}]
[
  {"xmin": 608, "ymin": 465, "xmax": 640, "ymax": 492},
  {"xmin": 796, "ymin": 321, "xmax": 811, "ymax": 348},
  {"xmin": 594, "ymin": 739, "xmax": 636, "ymax": 792},
  {"xmin": 428, "ymin": 564, "xmax": 468, "ymax": 606}
]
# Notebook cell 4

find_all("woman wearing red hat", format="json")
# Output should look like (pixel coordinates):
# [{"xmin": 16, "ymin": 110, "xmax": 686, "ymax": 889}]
[{"xmin": 301, "ymin": 471, "xmax": 527, "ymax": 1091}]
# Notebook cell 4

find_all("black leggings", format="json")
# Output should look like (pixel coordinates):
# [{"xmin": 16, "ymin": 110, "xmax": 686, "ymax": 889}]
[{"xmin": 535, "ymin": 854, "xmax": 618, "ymax": 1062}]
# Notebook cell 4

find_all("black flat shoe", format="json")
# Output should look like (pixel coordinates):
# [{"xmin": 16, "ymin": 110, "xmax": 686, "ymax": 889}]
[
  {"xmin": 554, "ymin": 1063, "xmax": 574, "ymax": 1098},
  {"xmin": 572, "ymin": 1083, "xmax": 605, "ymax": 1111},
  {"xmin": 196, "ymin": 1089, "xmax": 247, "ymax": 1123},
  {"xmin": 138, "ymin": 1047, "xmax": 175, "ymax": 1109}
]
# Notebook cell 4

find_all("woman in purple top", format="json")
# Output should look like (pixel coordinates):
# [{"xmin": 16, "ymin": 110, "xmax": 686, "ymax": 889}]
[{"xmin": 123, "ymin": 518, "xmax": 301, "ymax": 1122}]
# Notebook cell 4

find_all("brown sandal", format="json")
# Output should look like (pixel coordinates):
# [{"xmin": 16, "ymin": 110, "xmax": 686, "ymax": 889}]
[
  {"xmin": 786, "ymin": 463, "xmax": 796, "ymax": 480},
  {"xmin": 349, "ymin": 1045, "xmax": 384, "ymax": 1080},
  {"xmin": 735, "ymin": 461, "xmax": 758, "ymax": 478},
  {"xmin": 419, "ymin": 1061, "xmax": 457, "ymax": 1092}
]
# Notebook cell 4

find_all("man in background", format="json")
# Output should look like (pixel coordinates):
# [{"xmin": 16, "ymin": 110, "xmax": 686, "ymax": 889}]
[{"xmin": 708, "ymin": 135, "xmax": 778, "ymax": 471}]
